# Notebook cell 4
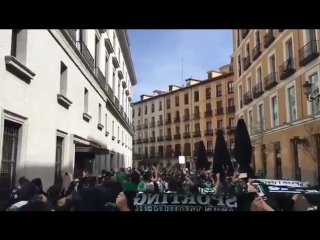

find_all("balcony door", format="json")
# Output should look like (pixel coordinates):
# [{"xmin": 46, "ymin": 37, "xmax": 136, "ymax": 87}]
[{"xmin": 269, "ymin": 55, "xmax": 276, "ymax": 74}]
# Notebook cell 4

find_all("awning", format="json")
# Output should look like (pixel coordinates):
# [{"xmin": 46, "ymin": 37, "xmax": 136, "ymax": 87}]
[{"xmin": 75, "ymin": 146, "xmax": 109, "ymax": 154}]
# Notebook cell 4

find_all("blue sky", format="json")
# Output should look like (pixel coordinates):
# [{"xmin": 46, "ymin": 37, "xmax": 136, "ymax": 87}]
[{"xmin": 128, "ymin": 30, "xmax": 232, "ymax": 101}]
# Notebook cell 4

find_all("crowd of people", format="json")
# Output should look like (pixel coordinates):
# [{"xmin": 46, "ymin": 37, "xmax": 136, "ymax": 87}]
[
  {"xmin": 2, "ymin": 118, "xmax": 319, "ymax": 211},
  {"xmin": 3, "ymin": 164, "xmax": 319, "ymax": 211}
]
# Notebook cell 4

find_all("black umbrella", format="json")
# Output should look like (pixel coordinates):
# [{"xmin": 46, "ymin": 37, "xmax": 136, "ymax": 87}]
[
  {"xmin": 212, "ymin": 129, "xmax": 234, "ymax": 176},
  {"xmin": 234, "ymin": 118, "xmax": 255, "ymax": 178},
  {"xmin": 196, "ymin": 140, "xmax": 209, "ymax": 171}
]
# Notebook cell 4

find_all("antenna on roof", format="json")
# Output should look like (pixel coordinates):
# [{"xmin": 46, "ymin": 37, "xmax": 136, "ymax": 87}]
[{"xmin": 181, "ymin": 58, "xmax": 184, "ymax": 87}]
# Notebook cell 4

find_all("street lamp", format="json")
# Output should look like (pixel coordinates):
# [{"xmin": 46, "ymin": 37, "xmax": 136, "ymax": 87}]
[{"xmin": 303, "ymin": 81, "xmax": 320, "ymax": 102}]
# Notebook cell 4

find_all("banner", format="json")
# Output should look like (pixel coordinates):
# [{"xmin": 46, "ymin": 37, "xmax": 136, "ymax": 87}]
[
  {"xmin": 253, "ymin": 179, "xmax": 306, "ymax": 187},
  {"xmin": 133, "ymin": 193, "xmax": 255, "ymax": 211}
]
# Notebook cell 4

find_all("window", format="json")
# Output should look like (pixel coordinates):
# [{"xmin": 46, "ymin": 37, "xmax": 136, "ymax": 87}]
[
  {"xmin": 229, "ymin": 118, "xmax": 236, "ymax": 127},
  {"xmin": 248, "ymin": 110, "xmax": 253, "ymax": 134},
  {"xmin": 239, "ymin": 85, "xmax": 243, "ymax": 109},
  {"xmin": 271, "ymin": 96, "xmax": 279, "ymax": 127},
  {"xmin": 255, "ymin": 30, "xmax": 260, "ymax": 43},
  {"xmin": 122, "ymin": 131, "xmax": 123, "ymax": 142},
  {"xmin": 245, "ymin": 42, "xmax": 250, "ymax": 57},
  {"xmin": 167, "ymin": 128, "xmax": 171, "ymax": 135},
  {"xmin": 287, "ymin": 86, "xmax": 297, "ymax": 122},
  {"xmin": 55, "ymin": 136, "xmax": 64, "ymax": 183},
  {"xmin": 195, "ymin": 123, "xmax": 200, "ymax": 131},
  {"xmin": 194, "ymin": 91, "xmax": 199, "ymax": 102},
  {"xmin": 247, "ymin": 76, "xmax": 252, "ymax": 91},
  {"xmin": 132, "ymin": 110, "xmax": 135, "ymax": 118},
  {"xmin": 144, "ymin": 118, "xmax": 148, "ymax": 125},
  {"xmin": 138, "ymin": 108, "xmax": 141, "ymax": 116},
  {"xmin": 159, "ymin": 101, "xmax": 162, "ymax": 111},
  {"xmin": 151, "ymin": 103, "xmax": 155, "ymax": 113},
  {"xmin": 185, "ymin": 125, "xmax": 190, "ymax": 133},
  {"xmin": 310, "ymin": 73, "xmax": 320, "ymax": 115},
  {"xmin": 151, "ymin": 116, "xmax": 155, "ymax": 123},
  {"xmin": 176, "ymin": 126, "xmax": 180, "ymax": 134},
  {"xmin": 228, "ymin": 98, "xmax": 234, "ymax": 106},
  {"xmin": 118, "ymin": 48, "xmax": 121, "ymax": 63},
  {"xmin": 217, "ymin": 101, "xmax": 223, "ymax": 108},
  {"xmin": 175, "ymin": 111, "xmax": 180, "ymax": 118},
  {"xmin": 166, "ymin": 98, "xmax": 170, "ymax": 109},
  {"xmin": 216, "ymin": 85, "xmax": 222, "ymax": 97},
  {"xmin": 206, "ymin": 121, "xmax": 212, "ymax": 130},
  {"xmin": 144, "ymin": 106, "xmax": 147, "ymax": 114},
  {"xmin": 95, "ymin": 36, "xmax": 99, "ymax": 67},
  {"xmin": 84, "ymin": 88, "xmax": 89, "ymax": 113},
  {"xmin": 112, "ymin": 120, "xmax": 114, "ymax": 136},
  {"xmin": 144, "ymin": 131, "xmax": 148, "ymax": 138},
  {"xmin": 228, "ymin": 82, "xmax": 234, "ymax": 94},
  {"xmin": 184, "ymin": 94, "xmax": 189, "ymax": 104},
  {"xmin": 269, "ymin": 54, "xmax": 276, "ymax": 73},
  {"xmin": 236, "ymin": 29, "xmax": 240, "ymax": 47},
  {"xmin": 194, "ymin": 106, "xmax": 200, "ymax": 114},
  {"xmin": 258, "ymin": 103, "xmax": 264, "ymax": 130},
  {"xmin": 112, "ymin": 68, "xmax": 116, "ymax": 91},
  {"xmin": 118, "ymin": 126, "xmax": 120, "ymax": 139},
  {"xmin": 285, "ymin": 38, "xmax": 294, "ymax": 61},
  {"xmin": 237, "ymin": 54, "xmax": 242, "ymax": 77},
  {"xmin": 217, "ymin": 120, "xmax": 223, "ymax": 129},
  {"xmin": 11, "ymin": 29, "xmax": 22, "ymax": 58},
  {"xmin": 113, "ymin": 31, "xmax": 116, "ymax": 48},
  {"xmin": 206, "ymin": 88, "xmax": 211, "ymax": 99},
  {"xmin": 159, "ymin": 129, "xmax": 163, "ymax": 136},
  {"xmin": 98, "ymin": 103, "xmax": 102, "ymax": 124},
  {"xmin": 207, "ymin": 141, "xmax": 213, "ymax": 151},
  {"xmin": 175, "ymin": 96, "xmax": 179, "ymax": 107},
  {"xmin": 206, "ymin": 103, "xmax": 211, "ymax": 111},
  {"xmin": 257, "ymin": 67, "xmax": 262, "ymax": 84},
  {"xmin": 105, "ymin": 114, "xmax": 108, "ymax": 132},
  {"xmin": 59, "ymin": 61, "xmax": 68, "ymax": 96},
  {"xmin": 306, "ymin": 29, "xmax": 316, "ymax": 43}
]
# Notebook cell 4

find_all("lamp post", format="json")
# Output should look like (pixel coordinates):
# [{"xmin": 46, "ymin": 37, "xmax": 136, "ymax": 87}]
[{"xmin": 303, "ymin": 81, "xmax": 320, "ymax": 102}]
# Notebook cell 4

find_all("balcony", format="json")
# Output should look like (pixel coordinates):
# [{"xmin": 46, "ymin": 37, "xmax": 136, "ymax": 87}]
[
  {"xmin": 174, "ymin": 133, "xmax": 181, "ymax": 140},
  {"xmin": 106, "ymin": 84, "xmax": 114, "ymax": 101},
  {"xmin": 122, "ymin": 80, "xmax": 127, "ymax": 89},
  {"xmin": 183, "ymin": 115, "xmax": 190, "ymax": 121},
  {"xmin": 95, "ymin": 67, "xmax": 106, "ymax": 87},
  {"xmin": 112, "ymin": 56, "xmax": 120, "ymax": 69},
  {"xmin": 174, "ymin": 116, "xmax": 180, "ymax": 123},
  {"xmin": 143, "ymin": 154, "xmax": 149, "ymax": 159},
  {"xmin": 157, "ymin": 120, "xmax": 163, "ymax": 126},
  {"xmin": 149, "ymin": 153, "xmax": 156, "ymax": 159},
  {"xmin": 215, "ymin": 128, "xmax": 225, "ymax": 134},
  {"xmin": 143, "ymin": 138, "xmax": 149, "ymax": 143},
  {"xmin": 226, "ymin": 106, "xmax": 235, "ymax": 114},
  {"xmin": 157, "ymin": 136, "xmax": 164, "ymax": 142},
  {"xmin": 242, "ymin": 29, "xmax": 249, "ymax": 39},
  {"xmin": 252, "ymin": 82, "xmax": 264, "ymax": 98},
  {"xmin": 205, "ymin": 110, "xmax": 213, "ymax": 117},
  {"xmin": 165, "ymin": 135, "xmax": 172, "ymax": 140},
  {"xmin": 299, "ymin": 40, "xmax": 319, "ymax": 67},
  {"xmin": 242, "ymin": 56, "xmax": 251, "ymax": 71},
  {"xmin": 193, "ymin": 112, "xmax": 200, "ymax": 120},
  {"xmin": 165, "ymin": 118, "xmax": 171, "ymax": 125},
  {"xmin": 79, "ymin": 41, "xmax": 95, "ymax": 71},
  {"xmin": 227, "ymin": 126, "xmax": 236, "ymax": 135},
  {"xmin": 183, "ymin": 132, "xmax": 191, "ymax": 139},
  {"xmin": 204, "ymin": 129, "xmax": 214, "ymax": 136},
  {"xmin": 118, "ymin": 70, "xmax": 124, "ymax": 80},
  {"xmin": 104, "ymin": 38, "xmax": 114, "ymax": 54},
  {"xmin": 114, "ymin": 96, "xmax": 119, "ymax": 110},
  {"xmin": 149, "ymin": 122, "xmax": 156, "ymax": 128},
  {"xmin": 279, "ymin": 58, "xmax": 295, "ymax": 80},
  {"xmin": 263, "ymin": 30, "xmax": 275, "ymax": 49},
  {"xmin": 66, "ymin": 29, "xmax": 76, "ymax": 44},
  {"xmin": 128, "ymin": 96, "xmax": 132, "ymax": 102},
  {"xmin": 252, "ymin": 43, "xmax": 261, "ymax": 61},
  {"xmin": 193, "ymin": 131, "xmax": 201, "ymax": 137},
  {"xmin": 243, "ymin": 91, "xmax": 253, "ymax": 105},
  {"xmin": 143, "ymin": 123, "xmax": 148, "ymax": 129},
  {"xmin": 137, "ymin": 139, "xmax": 142, "ymax": 144},
  {"xmin": 215, "ymin": 108, "xmax": 224, "ymax": 116},
  {"xmin": 150, "ymin": 137, "xmax": 156, "ymax": 143},
  {"xmin": 264, "ymin": 72, "xmax": 278, "ymax": 90},
  {"xmin": 136, "ymin": 125, "xmax": 141, "ymax": 130},
  {"xmin": 119, "ymin": 106, "xmax": 123, "ymax": 116}
]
